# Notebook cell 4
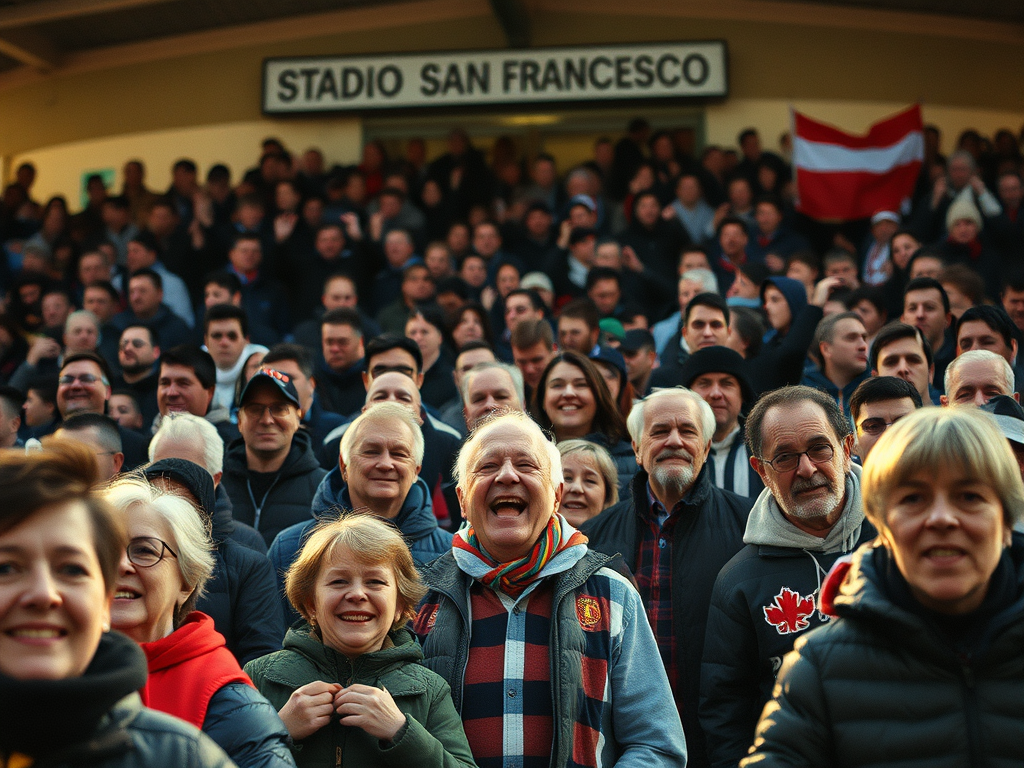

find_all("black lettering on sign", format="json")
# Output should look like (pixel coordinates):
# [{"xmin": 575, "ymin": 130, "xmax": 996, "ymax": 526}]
[
  {"xmin": 299, "ymin": 68, "xmax": 319, "ymax": 100},
  {"xmin": 656, "ymin": 54, "xmax": 680, "ymax": 86},
  {"xmin": 379, "ymin": 66, "xmax": 402, "ymax": 97},
  {"xmin": 521, "ymin": 60, "xmax": 540, "ymax": 92},
  {"xmin": 277, "ymin": 70, "xmax": 298, "ymax": 102},
  {"xmin": 316, "ymin": 69, "xmax": 338, "ymax": 100},
  {"xmin": 442, "ymin": 63, "xmax": 464, "ymax": 95},
  {"xmin": 682, "ymin": 54, "xmax": 709, "ymax": 86},
  {"xmin": 614, "ymin": 56, "xmax": 632, "ymax": 89},
  {"xmin": 589, "ymin": 56, "xmax": 612, "ymax": 89},
  {"xmin": 341, "ymin": 67, "xmax": 363, "ymax": 98},
  {"xmin": 564, "ymin": 58, "xmax": 586, "ymax": 89},
  {"xmin": 634, "ymin": 55, "xmax": 654, "ymax": 87},
  {"xmin": 502, "ymin": 60, "xmax": 517, "ymax": 93},
  {"xmin": 421, "ymin": 63, "xmax": 440, "ymax": 96},
  {"xmin": 540, "ymin": 59, "xmax": 562, "ymax": 91},
  {"xmin": 467, "ymin": 62, "xmax": 490, "ymax": 94},
  {"xmin": 367, "ymin": 66, "xmax": 375, "ymax": 98}
]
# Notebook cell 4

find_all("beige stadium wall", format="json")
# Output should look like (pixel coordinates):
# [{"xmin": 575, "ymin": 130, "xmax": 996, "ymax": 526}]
[{"xmin": 1, "ymin": 0, "xmax": 1023, "ymax": 201}]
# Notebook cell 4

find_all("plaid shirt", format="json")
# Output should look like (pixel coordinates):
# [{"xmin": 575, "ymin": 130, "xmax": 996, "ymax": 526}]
[{"xmin": 634, "ymin": 483, "xmax": 682, "ymax": 708}]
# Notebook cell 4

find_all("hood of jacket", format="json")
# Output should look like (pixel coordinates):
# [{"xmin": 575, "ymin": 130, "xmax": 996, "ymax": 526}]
[
  {"xmin": 282, "ymin": 624, "xmax": 423, "ymax": 683},
  {"xmin": 761, "ymin": 275, "xmax": 808, "ymax": 320},
  {"xmin": 744, "ymin": 461, "xmax": 865, "ymax": 554},
  {"xmin": 223, "ymin": 428, "xmax": 322, "ymax": 481},
  {"xmin": 311, "ymin": 466, "xmax": 439, "ymax": 542}
]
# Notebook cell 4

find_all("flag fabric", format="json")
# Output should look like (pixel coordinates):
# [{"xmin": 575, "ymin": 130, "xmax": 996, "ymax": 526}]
[{"xmin": 793, "ymin": 104, "xmax": 924, "ymax": 221}]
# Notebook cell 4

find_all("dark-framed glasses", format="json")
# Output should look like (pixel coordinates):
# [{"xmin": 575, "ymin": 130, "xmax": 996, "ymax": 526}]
[
  {"xmin": 126, "ymin": 536, "xmax": 178, "ymax": 567},
  {"xmin": 760, "ymin": 443, "xmax": 835, "ymax": 473},
  {"xmin": 58, "ymin": 373, "xmax": 106, "ymax": 386},
  {"xmin": 857, "ymin": 416, "xmax": 905, "ymax": 436},
  {"xmin": 239, "ymin": 402, "xmax": 294, "ymax": 419}
]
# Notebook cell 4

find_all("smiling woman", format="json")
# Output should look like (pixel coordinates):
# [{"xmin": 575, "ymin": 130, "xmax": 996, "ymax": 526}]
[
  {"xmin": 246, "ymin": 515, "xmax": 476, "ymax": 768},
  {"xmin": 0, "ymin": 439, "xmax": 233, "ymax": 767},
  {"xmin": 742, "ymin": 407, "xmax": 1024, "ymax": 767}
]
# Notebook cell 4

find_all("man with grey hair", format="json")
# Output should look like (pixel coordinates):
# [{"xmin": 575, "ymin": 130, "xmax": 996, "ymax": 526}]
[
  {"xmin": 55, "ymin": 412, "xmax": 123, "ymax": 481},
  {"xmin": 801, "ymin": 311, "xmax": 869, "ymax": 422},
  {"xmin": 941, "ymin": 348, "xmax": 1016, "ymax": 407},
  {"xmin": 700, "ymin": 384, "xmax": 874, "ymax": 768},
  {"xmin": 461, "ymin": 360, "xmax": 525, "ymax": 431},
  {"xmin": 582, "ymin": 386, "xmax": 751, "ymax": 767},
  {"xmin": 149, "ymin": 411, "xmax": 285, "ymax": 663},
  {"xmin": 916, "ymin": 148, "xmax": 1002, "ymax": 241},
  {"xmin": 653, "ymin": 268, "xmax": 721, "ymax": 356},
  {"xmin": 268, "ymin": 400, "xmax": 453, "ymax": 624},
  {"xmin": 416, "ymin": 410, "xmax": 686, "ymax": 768},
  {"xmin": 7, "ymin": 309, "xmax": 103, "ymax": 392}
]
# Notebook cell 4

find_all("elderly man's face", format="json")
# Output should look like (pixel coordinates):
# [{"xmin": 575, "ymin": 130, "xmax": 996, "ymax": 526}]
[
  {"xmin": 458, "ymin": 420, "xmax": 562, "ymax": 562},
  {"xmin": 342, "ymin": 418, "xmax": 421, "ymax": 517},
  {"xmin": 753, "ymin": 401, "xmax": 853, "ymax": 533},
  {"xmin": 363, "ymin": 372, "xmax": 421, "ymax": 418},
  {"xmin": 634, "ymin": 393, "xmax": 709, "ymax": 501},
  {"xmin": 464, "ymin": 368, "xmax": 521, "ymax": 430},
  {"xmin": 942, "ymin": 358, "xmax": 1015, "ymax": 407}
]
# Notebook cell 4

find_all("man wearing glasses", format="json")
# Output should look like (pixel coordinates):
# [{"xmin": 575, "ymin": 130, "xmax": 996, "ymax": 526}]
[
  {"xmin": 221, "ymin": 367, "xmax": 327, "ymax": 547},
  {"xmin": 849, "ymin": 376, "xmax": 922, "ymax": 462},
  {"xmin": 57, "ymin": 351, "xmax": 149, "ymax": 470},
  {"xmin": 111, "ymin": 324, "xmax": 161, "ymax": 429},
  {"xmin": 700, "ymin": 385, "xmax": 875, "ymax": 768}
]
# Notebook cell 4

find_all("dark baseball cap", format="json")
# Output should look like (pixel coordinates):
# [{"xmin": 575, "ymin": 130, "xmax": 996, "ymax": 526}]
[
  {"xmin": 619, "ymin": 329, "xmax": 655, "ymax": 354},
  {"xmin": 980, "ymin": 394, "xmax": 1024, "ymax": 446},
  {"xmin": 238, "ymin": 367, "xmax": 300, "ymax": 408}
]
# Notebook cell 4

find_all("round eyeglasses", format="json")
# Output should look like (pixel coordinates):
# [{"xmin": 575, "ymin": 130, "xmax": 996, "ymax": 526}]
[{"xmin": 126, "ymin": 536, "xmax": 178, "ymax": 568}]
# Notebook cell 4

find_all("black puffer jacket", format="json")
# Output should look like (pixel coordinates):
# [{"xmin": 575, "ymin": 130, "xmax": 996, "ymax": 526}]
[
  {"xmin": 581, "ymin": 466, "xmax": 751, "ymax": 768},
  {"xmin": 196, "ymin": 489, "xmax": 285, "ymax": 664},
  {"xmin": 222, "ymin": 429, "xmax": 328, "ymax": 547},
  {"xmin": 0, "ymin": 632, "xmax": 233, "ymax": 768},
  {"xmin": 742, "ymin": 540, "xmax": 1024, "ymax": 768}
]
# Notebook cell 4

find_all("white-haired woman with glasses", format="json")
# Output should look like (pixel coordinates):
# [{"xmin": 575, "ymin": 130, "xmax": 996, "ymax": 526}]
[
  {"xmin": 104, "ymin": 475, "xmax": 296, "ymax": 768},
  {"xmin": 742, "ymin": 407, "xmax": 1024, "ymax": 767}
]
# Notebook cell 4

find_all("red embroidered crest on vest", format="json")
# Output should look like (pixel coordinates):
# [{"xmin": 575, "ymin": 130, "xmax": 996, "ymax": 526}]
[{"xmin": 576, "ymin": 595, "xmax": 602, "ymax": 628}]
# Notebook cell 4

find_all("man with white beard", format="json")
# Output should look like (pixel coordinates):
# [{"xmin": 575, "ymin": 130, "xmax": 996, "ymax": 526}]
[
  {"xmin": 699, "ymin": 385, "xmax": 875, "ymax": 768},
  {"xmin": 582, "ymin": 386, "xmax": 752, "ymax": 768}
]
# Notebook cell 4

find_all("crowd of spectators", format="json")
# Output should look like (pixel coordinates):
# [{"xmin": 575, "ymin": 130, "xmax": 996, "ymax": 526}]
[{"xmin": 2, "ymin": 115, "xmax": 1024, "ymax": 768}]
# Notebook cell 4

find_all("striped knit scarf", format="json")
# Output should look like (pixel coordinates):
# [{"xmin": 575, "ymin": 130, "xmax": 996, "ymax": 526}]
[{"xmin": 453, "ymin": 514, "xmax": 588, "ymax": 597}]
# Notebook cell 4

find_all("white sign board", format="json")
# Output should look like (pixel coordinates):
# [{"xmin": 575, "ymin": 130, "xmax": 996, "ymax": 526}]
[{"xmin": 263, "ymin": 42, "xmax": 727, "ymax": 113}]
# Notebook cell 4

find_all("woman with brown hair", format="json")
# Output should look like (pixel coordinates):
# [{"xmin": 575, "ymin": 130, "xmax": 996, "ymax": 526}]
[
  {"xmin": 0, "ymin": 439, "xmax": 232, "ymax": 767},
  {"xmin": 535, "ymin": 349, "xmax": 637, "ymax": 494}
]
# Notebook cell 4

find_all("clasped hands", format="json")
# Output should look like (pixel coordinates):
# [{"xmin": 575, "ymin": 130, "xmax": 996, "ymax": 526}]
[{"xmin": 279, "ymin": 680, "xmax": 407, "ymax": 743}]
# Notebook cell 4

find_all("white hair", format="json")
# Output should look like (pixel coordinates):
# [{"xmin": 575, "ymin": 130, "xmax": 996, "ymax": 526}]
[
  {"xmin": 103, "ymin": 475, "xmax": 215, "ymax": 611},
  {"xmin": 455, "ymin": 410, "xmax": 562, "ymax": 493},
  {"xmin": 149, "ymin": 412, "xmax": 224, "ymax": 475},
  {"xmin": 944, "ymin": 349, "xmax": 1014, "ymax": 398},
  {"xmin": 680, "ymin": 268, "xmax": 719, "ymax": 295},
  {"xmin": 460, "ymin": 361, "xmax": 526, "ymax": 410},
  {"xmin": 626, "ymin": 387, "xmax": 716, "ymax": 447},
  {"xmin": 341, "ymin": 402, "xmax": 425, "ymax": 467}
]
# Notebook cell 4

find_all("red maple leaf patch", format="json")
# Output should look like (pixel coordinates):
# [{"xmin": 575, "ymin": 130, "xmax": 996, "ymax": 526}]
[{"xmin": 763, "ymin": 587, "xmax": 816, "ymax": 635}]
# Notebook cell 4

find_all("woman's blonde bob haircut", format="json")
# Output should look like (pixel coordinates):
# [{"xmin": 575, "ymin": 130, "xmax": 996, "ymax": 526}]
[
  {"xmin": 863, "ymin": 407, "xmax": 1024, "ymax": 530},
  {"xmin": 557, "ymin": 439, "xmax": 619, "ymax": 509},
  {"xmin": 285, "ymin": 514, "xmax": 428, "ymax": 633}
]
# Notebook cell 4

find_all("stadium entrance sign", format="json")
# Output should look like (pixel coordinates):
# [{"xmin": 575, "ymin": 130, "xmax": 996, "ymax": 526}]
[{"xmin": 263, "ymin": 42, "xmax": 727, "ymax": 113}]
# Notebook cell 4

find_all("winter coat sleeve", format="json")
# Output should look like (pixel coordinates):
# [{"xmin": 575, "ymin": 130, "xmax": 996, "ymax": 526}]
[
  {"xmin": 202, "ymin": 682, "xmax": 297, "ymax": 768},
  {"xmin": 608, "ymin": 584, "xmax": 688, "ymax": 768},
  {"xmin": 738, "ymin": 643, "xmax": 833, "ymax": 768},
  {"xmin": 376, "ymin": 679, "xmax": 478, "ymax": 768},
  {"xmin": 229, "ymin": 545, "xmax": 287, "ymax": 665},
  {"xmin": 700, "ymin": 568, "xmax": 764, "ymax": 768}
]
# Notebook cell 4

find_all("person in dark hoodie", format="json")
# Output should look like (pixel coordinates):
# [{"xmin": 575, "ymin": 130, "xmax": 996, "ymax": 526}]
[
  {"xmin": 700, "ymin": 386, "xmax": 875, "ymax": 768},
  {"xmin": 746, "ymin": 274, "xmax": 839, "ymax": 397},
  {"xmin": 221, "ymin": 367, "xmax": 328, "ymax": 548},
  {"xmin": 147, "ymin": 421, "xmax": 285, "ymax": 665},
  {"xmin": 268, "ymin": 402, "xmax": 453, "ymax": 628}
]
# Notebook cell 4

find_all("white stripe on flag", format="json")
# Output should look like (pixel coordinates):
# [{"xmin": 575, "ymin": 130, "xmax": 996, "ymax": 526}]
[{"xmin": 794, "ymin": 131, "xmax": 924, "ymax": 173}]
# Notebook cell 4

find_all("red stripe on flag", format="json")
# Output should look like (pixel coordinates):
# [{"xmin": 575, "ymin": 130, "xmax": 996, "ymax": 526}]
[
  {"xmin": 794, "ymin": 105, "xmax": 923, "ymax": 149},
  {"xmin": 795, "ymin": 163, "xmax": 922, "ymax": 221}
]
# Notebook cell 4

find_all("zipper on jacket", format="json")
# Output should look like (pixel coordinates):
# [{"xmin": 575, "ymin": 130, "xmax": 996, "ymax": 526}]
[{"xmin": 957, "ymin": 652, "xmax": 982, "ymax": 768}]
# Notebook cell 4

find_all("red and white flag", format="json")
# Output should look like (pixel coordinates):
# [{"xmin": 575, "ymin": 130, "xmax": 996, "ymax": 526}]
[{"xmin": 793, "ymin": 105, "xmax": 924, "ymax": 221}]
